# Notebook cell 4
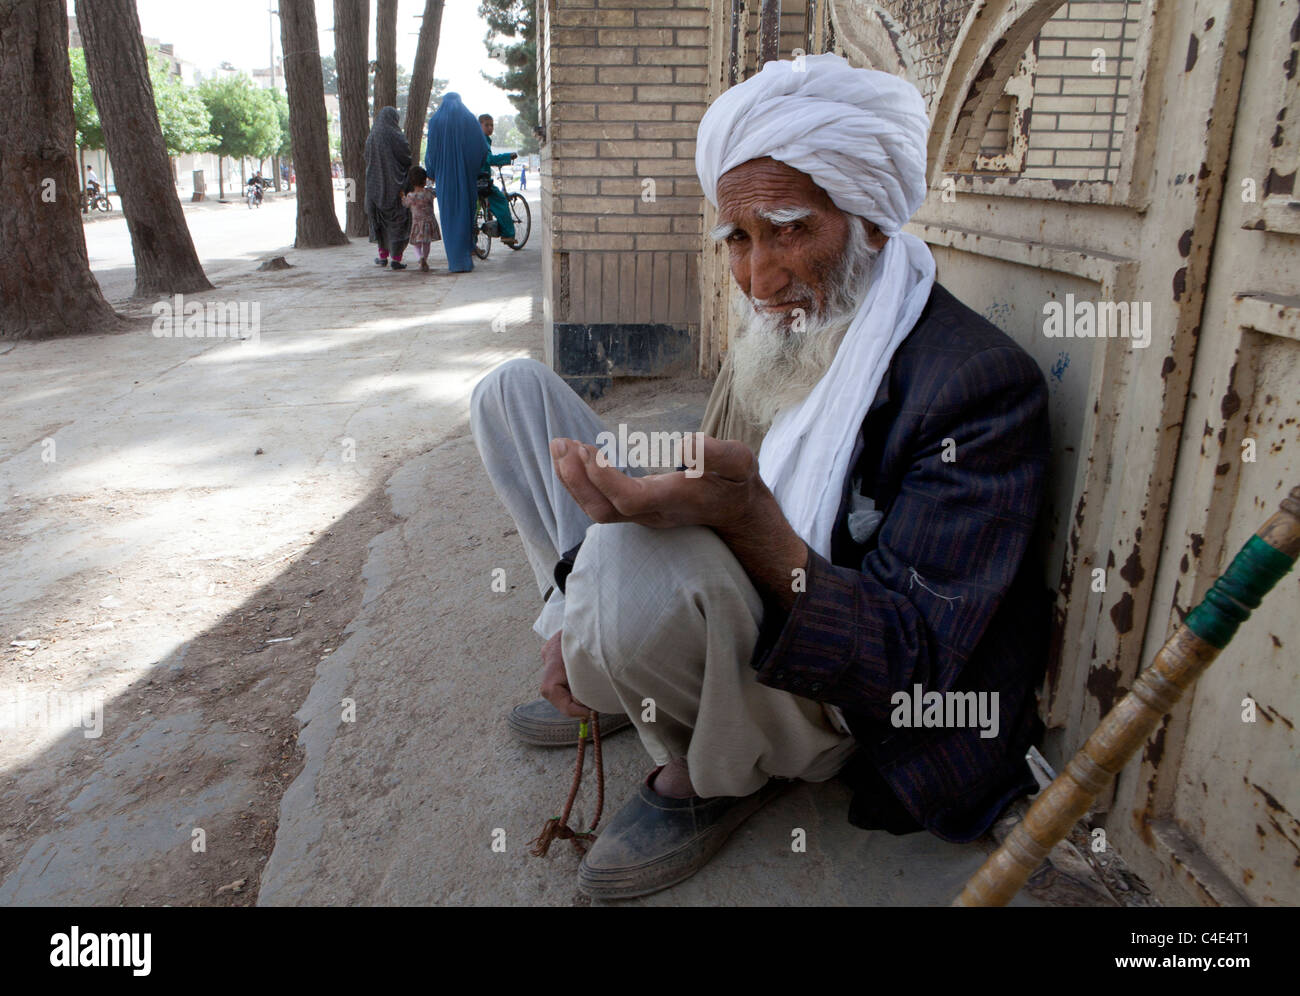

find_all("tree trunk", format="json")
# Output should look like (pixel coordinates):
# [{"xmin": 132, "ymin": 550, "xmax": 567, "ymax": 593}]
[
  {"xmin": 280, "ymin": 0, "xmax": 348, "ymax": 247},
  {"xmin": 74, "ymin": 0, "xmax": 212, "ymax": 296},
  {"xmin": 0, "ymin": 0, "xmax": 118, "ymax": 339},
  {"xmin": 373, "ymin": 0, "xmax": 398, "ymax": 116},
  {"xmin": 335, "ymin": 0, "xmax": 370, "ymax": 237},
  {"xmin": 404, "ymin": 0, "xmax": 445, "ymax": 163}
]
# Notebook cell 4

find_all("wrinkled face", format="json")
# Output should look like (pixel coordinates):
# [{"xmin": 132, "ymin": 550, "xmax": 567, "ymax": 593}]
[{"xmin": 714, "ymin": 158, "xmax": 861, "ymax": 330}]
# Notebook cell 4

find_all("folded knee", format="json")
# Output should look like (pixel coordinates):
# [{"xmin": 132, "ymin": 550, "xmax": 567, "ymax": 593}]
[
  {"xmin": 568, "ymin": 522, "xmax": 731, "ymax": 680},
  {"xmin": 471, "ymin": 357, "xmax": 547, "ymax": 408},
  {"xmin": 470, "ymin": 357, "xmax": 550, "ymax": 430}
]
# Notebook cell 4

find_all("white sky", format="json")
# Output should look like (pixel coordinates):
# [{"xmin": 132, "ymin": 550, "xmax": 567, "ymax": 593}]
[{"xmin": 76, "ymin": 0, "xmax": 516, "ymax": 119}]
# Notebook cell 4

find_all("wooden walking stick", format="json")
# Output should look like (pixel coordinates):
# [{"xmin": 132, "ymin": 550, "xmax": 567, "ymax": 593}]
[{"xmin": 955, "ymin": 485, "xmax": 1300, "ymax": 907}]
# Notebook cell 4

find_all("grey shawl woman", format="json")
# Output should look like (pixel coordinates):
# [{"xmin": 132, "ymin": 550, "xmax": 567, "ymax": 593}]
[{"xmin": 365, "ymin": 106, "xmax": 412, "ymax": 267}]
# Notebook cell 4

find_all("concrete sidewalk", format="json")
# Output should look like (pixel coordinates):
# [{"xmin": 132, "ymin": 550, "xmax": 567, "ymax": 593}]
[
  {"xmin": 254, "ymin": 275, "xmax": 1051, "ymax": 909},
  {"xmin": 257, "ymin": 398, "xmax": 1052, "ymax": 905}
]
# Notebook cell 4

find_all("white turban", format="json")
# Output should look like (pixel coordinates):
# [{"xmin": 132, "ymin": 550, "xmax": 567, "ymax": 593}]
[{"xmin": 695, "ymin": 53, "xmax": 936, "ymax": 559}]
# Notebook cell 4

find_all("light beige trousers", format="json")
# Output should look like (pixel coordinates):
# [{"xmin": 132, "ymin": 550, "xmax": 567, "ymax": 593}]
[{"xmin": 471, "ymin": 358, "xmax": 854, "ymax": 798}]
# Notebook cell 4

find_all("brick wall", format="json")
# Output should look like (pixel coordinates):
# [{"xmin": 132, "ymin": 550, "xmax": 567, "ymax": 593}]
[
  {"xmin": 864, "ymin": 0, "xmax": 1141, "ymax": 184},
  {"xmin": 1023, "ymin": 0, "xmax": 1141, "ymax": 183},
  {"xmin": 540, "ymin": 0, "xmax": 714, "ymax": 392}
]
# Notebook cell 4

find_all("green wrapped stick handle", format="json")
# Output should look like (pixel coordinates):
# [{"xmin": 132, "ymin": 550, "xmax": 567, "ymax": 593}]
[{"xmin": 955, "ymin": 485, "xmax": 1300, "ymax": 907}]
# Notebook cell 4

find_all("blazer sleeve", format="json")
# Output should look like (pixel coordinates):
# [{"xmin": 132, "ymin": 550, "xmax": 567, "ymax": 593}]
[{"xmin": 750, "ymin": 344, "xmax": 1050, "ymax": 722}]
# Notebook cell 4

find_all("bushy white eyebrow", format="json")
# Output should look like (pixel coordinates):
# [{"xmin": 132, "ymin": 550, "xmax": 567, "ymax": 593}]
[
  {"xmin": 758, "ymin": 206, "xmax": 812, "ymax": 225},
  {"xmin": 710, "ymin": 206, "xmax": 811, "ymax": 241}
]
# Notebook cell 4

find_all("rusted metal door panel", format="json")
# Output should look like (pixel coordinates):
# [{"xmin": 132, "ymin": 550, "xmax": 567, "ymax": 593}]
[
  {"xmin": 1172, "ymin": 336, "xmax": 1300, "ymax": 904},
  {"xmin": 925, "ymin": 247, "xmax": 1103, "ymax": 608},
  {"xmin": 1110, "ymin": 1, "xmax": 1300, "ymax": 906},
  {"xmin": 911, "ymin": 1, "xmax": 1250, "ymax": 820}
]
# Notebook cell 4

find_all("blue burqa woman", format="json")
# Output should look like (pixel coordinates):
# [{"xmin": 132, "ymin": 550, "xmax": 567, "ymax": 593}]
[{"xmin": 424, "ymin": 93, "xmax": 487, "ymax": 272}]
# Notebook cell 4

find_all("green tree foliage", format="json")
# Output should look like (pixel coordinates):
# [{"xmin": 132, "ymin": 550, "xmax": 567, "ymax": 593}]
[
  {"xmin": 321, "ymin": 54, "xmax": 338, "ymax": 96},
  {"xmin": 148, "ymin": 52, "xmax": 215, "ymax": 157},
  {"xmin": 368, "ymin": 63, "xmax": 413, "ymax": 120},
  {"xmin": 430, "ymin": 77, "xmax": 449, "ymax": 109},
  {"xmin": 69, "ymin": 48, "xmax": 104, "ymax": 151},
  {"xmin": 269, "ymin": 90, "xmax": 292, "ymax": 159},
  {"xmin": 477, "ymin": 0, "xmax": 538, "ymax": 154},
  {"xmin": 198, "ymin": 74, "xmax": 282, "ymax": 163},
  {"xmin": 496, "ymin": 112, "xmax": 525, "ymax": 152},
  {"xmin": 70, "ymin": 46, "xmax": 213, "ymax": 170}
]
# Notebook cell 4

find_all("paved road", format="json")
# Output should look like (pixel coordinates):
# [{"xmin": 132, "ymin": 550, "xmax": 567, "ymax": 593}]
[
  {"xmin": 84, "ymin": 192, "xmax": 326, "ymax": 302},
  {"xmin": 84, "ymin": 186, "xmax": 539, "ymax": 302}
]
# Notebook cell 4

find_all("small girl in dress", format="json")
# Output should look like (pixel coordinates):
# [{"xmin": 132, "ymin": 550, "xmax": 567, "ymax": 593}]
[{"xmin": 401, "ymin": 166, "xmax": 441, "ymax": 272}]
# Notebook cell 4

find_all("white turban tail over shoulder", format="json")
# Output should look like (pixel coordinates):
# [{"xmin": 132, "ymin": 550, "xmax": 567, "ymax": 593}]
[{"xmin": 696, "ymin": 53, "xmax": 936, "ymax": 559}]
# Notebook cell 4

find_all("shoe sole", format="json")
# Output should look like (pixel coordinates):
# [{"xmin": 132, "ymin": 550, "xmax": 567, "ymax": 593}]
[
  {"xmin": 507, "ymin": 711, "xmax": 632, "ymax": 747},
  {"xmin": 577, "ymin": 780, "xmax": 791, "ymax": 900}
]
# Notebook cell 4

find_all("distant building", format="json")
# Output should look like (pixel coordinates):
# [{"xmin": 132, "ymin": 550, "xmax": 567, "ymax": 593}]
[{"xmin": 251, "ymin": 59, "xmax": 287, "ymax": 92}]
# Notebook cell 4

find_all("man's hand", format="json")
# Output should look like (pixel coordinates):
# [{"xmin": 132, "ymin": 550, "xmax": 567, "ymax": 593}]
[
  {"xmin": 540, "ymin": 630, "xmax": 589, "ymax": 718},
  {"xmin": 549, "ymin": 435, "xmax": 763, "ymax": 531},
  {"xmin": 549, "ymin": 435, "xmax": 810, "ymax": 610}
]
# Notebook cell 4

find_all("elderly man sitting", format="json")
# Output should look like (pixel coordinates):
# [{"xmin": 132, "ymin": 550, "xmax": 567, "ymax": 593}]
[{"xmin": 470, "ymin": 54, "xmax": 1050, "ymax": 899}]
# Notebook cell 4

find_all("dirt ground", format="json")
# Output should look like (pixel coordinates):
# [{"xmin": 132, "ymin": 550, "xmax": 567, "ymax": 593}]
[{"xmin": 0, "ymin": 387, "xmax": 399, "ymax": 905}]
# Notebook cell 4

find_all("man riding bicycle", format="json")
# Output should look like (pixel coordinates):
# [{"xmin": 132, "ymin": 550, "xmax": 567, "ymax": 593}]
[
  {"xmin": 478, "ymin": 114, "xmax": 518, "ymax": 247},
  {"xmin": 85, "ymin": 165, "xmax": 101, "ymax": 198}
]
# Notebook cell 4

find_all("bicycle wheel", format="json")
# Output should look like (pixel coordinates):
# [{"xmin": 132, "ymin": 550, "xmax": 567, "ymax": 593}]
[
  {"xmin": 473, "ymin": 199, "xmax": 492, "ymax": 260},
  {"xmin": 97, "ymin": 195, "xmax": 112, "ymax": 212},
  {"xmin": 507, "ymin": 193, "xmax": 531, "ymax": 250}
]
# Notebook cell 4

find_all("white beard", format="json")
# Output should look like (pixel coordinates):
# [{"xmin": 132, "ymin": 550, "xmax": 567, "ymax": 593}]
[{"xmin": 731, "ymin": 217, "xmax": 879, "ymax": 433}]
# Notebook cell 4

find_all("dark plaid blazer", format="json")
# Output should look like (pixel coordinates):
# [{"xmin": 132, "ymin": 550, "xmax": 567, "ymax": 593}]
[{"xmin": 751, "ymin": 282, "xmax": 1052, "ymax": 843}]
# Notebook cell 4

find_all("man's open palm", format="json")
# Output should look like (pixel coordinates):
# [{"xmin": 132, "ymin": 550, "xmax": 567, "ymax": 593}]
[{"xmin": 549, "ymin": 435, "xmax": 760, "ymax": 530}]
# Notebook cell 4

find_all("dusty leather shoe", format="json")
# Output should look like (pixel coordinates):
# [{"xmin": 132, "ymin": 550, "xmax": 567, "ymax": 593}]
[
  {"xmin": 577, "ymin": 770, "xmax": 790, "ymax": 899},
  {"xmin": 507, "ymin": 698, "xmax": 631, "ymax": 747}
]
